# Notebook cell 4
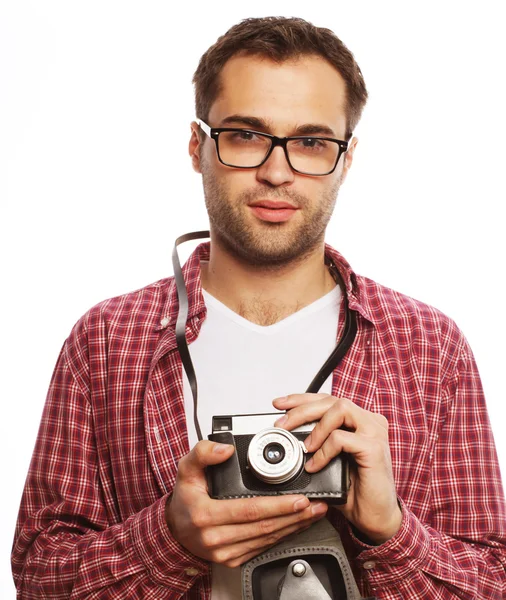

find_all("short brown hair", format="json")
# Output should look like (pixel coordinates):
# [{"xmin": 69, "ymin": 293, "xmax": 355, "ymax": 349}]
[{"xmin": 193, "ymin": 17, "xmax": 368, "ymax": 140}]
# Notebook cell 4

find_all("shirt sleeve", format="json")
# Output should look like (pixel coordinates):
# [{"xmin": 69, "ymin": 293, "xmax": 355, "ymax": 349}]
[
  {"xmin": 347, "ymin": 337, "xmax": 506, "ymax": 599},
  {"xmin": 11, "ymin": 341, "xmax": 209, "ymax": 599}
]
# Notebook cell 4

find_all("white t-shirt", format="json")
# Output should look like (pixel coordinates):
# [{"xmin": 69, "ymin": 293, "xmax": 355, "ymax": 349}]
[{"xmin": 182, "ymin": 285, "xmax": 341, "ymax": 599}]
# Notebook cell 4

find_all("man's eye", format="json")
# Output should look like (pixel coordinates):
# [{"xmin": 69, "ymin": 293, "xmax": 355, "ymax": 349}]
[
  {"xmin": 233, "ymin": 131, "xmax": 256, "ymax": 141},
  {"xmin": 301, "ymin": 138, "xmax": 324, "ymax": 148},
  {"xmin": 227, "ymin": 131, "xmax": 266, "ymax": 145}
]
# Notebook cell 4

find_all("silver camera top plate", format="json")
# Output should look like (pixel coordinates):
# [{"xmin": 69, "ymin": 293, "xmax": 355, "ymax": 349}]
[{"xmin": 211, "ymin": 413, "xmax": 316, "ymax": 435}]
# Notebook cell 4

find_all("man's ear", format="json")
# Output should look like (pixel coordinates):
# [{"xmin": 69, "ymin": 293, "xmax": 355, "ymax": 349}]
[
  {"xmin": 189, "ymin": 121, "xmax": 202, "ymax": 173},
  {"xmin": 340, "ymin": 137, "xmax": 358, "ymax": 184}
]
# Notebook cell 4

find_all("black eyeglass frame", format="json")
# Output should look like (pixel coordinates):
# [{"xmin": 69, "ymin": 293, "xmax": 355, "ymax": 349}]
[{"xmin": 197, "ymin": 119, "xmax": 350, "ymax": 177}]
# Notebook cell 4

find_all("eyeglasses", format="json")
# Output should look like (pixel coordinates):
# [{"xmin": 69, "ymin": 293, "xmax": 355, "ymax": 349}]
[{"xmin": 197, "ymin": 120, "xmax": 350, "ymax": 177}]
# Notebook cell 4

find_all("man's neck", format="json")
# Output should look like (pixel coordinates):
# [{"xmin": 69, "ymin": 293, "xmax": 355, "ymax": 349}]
[{"xmin": 200, "ymin": 240, "xmax": 336, "ymax": 326}]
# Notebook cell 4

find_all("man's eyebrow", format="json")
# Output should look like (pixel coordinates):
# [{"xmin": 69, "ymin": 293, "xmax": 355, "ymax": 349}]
[
  {"xmin": 219, "ymin": 115, "xmax": 337, "ymax": 137},
  {"xmin": 220, "ymin": 115, "xmax": 270, "ymax": 130},
  {"xmin": 293, "ymin": 124, "xmax": 337, "ymax": 137}
]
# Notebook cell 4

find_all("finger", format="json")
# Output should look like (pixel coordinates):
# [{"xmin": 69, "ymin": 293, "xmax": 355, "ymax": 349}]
[
  {"xmin": 200, "ymin": 501, "xmax": 328, "ymax": 547},
  {"xmin": 306, "ymin": 404, "xmax": 389, "ymax": 453},
  {"xmin": 304, "ymin": 399, "xmax": 373, "ymax": 452},
  {"xmin": 306, "ymin": 429, "xmax": 383, "ymax": 472},
  {"xmin": 276, "ymin": 396, "xmax": 363, "ymax": 436},
  {"xmin": 272, "ymin": 393, "xmax": 332, "ymax": 410},
  {"xmin": 273, "ymin": 395, "xmax": 336, "ymax": 429},
  {"xmin": 211, "ymin": 513, "xmax": 327, "ymax": 568},
  {"xmin": 202, "ymin": 493, "xmax": 313, "ymax": 527},
  {"xmin": 177, "ymin": 440, "xmax": 235, "ymax": 481}
]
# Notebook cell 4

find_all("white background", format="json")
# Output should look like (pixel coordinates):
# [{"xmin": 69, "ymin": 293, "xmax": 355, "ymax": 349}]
[{"xmin": 1, "ymin": 1, "xmax": 505, "ymax": 597}]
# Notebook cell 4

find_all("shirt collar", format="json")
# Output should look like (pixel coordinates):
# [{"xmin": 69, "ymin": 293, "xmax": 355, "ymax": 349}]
[
  {"xmin": 155, "ymin": 242, "xmax": 209, "ymax": 332},
  {"xmin": 322, "ymin": 244, "xmax": 373, "ymax": 323}
]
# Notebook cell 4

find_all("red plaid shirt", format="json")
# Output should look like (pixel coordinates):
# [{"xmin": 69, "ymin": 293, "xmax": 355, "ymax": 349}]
[{"xmin": 12, "ymin": 243, "xmax": 506, "ymax": 599}]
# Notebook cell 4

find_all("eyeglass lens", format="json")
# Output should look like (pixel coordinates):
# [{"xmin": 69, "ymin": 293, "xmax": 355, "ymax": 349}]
[{"xmin": 217, "ymin": 131, "xmax": 340, "ymax": 175}]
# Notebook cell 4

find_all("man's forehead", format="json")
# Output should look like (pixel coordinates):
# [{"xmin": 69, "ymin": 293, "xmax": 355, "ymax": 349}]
[
  {"xmin": 208, "ymin": 54, "xmax": 348, "ymax": 135},
  {"xmin": 216, "ymin": 53, "xmax": 346, "ymax": 94}
]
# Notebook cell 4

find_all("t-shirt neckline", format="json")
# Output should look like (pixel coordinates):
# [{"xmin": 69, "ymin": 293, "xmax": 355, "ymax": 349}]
[{"xmin": 201, "ymin": 285, "xmax": 341, "ymax": 334}]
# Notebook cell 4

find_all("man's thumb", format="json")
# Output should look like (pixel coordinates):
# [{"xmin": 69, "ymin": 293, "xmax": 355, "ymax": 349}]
[{"xmin": 179, "ymin": 440, "xmax": 235, "ymax": 479}]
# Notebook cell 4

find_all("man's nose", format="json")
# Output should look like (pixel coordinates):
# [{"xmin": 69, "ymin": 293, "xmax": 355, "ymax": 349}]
[{"xmin": 255, "ymin": 145, "xmax": 295, "ymax": 187}]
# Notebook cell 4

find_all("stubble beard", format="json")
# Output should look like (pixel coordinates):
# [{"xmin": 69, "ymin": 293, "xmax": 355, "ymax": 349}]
[{"xmin": 200, "ymin": 160, "xmax": 342, "ymax": 270}]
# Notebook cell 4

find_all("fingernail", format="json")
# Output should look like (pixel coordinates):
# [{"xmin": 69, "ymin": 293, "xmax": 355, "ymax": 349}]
[
  {"xmin": 305, "ymin": 457, "xmax": 314, "ymax": 470},
  {"xmin": 311, "ymin": 502, "xmax": 328, "ymax": 516},
  {"xmin": 294, "ymin": 497, "xmax": 310, "ymax": 512},
  {"xmin": 304, "ymin": 435, "xmax": 312, "ymax": 451},
  {"xmin": 273, "ymin": 396, "xmax": 287, "ymax": 405},
  {"xmin": 274, "ymin": 415, "xmax": 288, "ymax": 428},
  {"xmin": 213, "ymin": 443, "xmax": 232, "ymax": 454}
]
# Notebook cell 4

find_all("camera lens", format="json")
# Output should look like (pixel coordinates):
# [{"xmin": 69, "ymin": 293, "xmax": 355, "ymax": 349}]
[
  {"xmin": 247, "ymin": 428, "xmax": 305, "ymax": 484},
  {"xmin": 263, "ymin": 443, "xmax": 285, "ymax": 465}
]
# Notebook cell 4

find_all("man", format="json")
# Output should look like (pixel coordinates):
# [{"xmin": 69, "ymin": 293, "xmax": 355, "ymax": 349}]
[{"xmin": 12, "ymin": 16, "xmax": 506, "ymax": 600}]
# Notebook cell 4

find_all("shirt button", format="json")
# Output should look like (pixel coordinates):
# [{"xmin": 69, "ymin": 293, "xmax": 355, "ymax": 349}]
[
  {"xmin": 160, "ymin": 317, "xmax": 169, "ymax": 328},
  {"xmin": 363, "ymin": 560, "xmax": 376, "ymax": 570},
  {"xmin": 184, "ymin": 567, "xmax": 200, "ymax": 576}
]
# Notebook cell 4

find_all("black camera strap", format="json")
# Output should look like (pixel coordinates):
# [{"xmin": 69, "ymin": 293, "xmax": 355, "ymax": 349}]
[
  {"xmin": 172, "ymin": 230, "xmax": 211, "ymax": 441},
  {"xmin": 306, "ymin": 259, "xmax": 357, "ymax": 393},
  {"xmin": 172, "ymin": 231, "xmax": 358, "ymax": 442}
]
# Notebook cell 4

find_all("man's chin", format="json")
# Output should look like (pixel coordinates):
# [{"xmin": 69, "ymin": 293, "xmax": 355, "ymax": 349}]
[
  {"xmin": 225, "ymin": 234, "xmax": 319, "ymax": 268},
  {"xmin": 210, "ymin": 210, "xmax": 325, "ymax": 267}
]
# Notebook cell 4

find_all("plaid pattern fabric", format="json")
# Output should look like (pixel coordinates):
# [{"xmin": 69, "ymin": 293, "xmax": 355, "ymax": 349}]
[{"xmin": 12, "ymin": 243, "xmax": 506, "ymax": 599}]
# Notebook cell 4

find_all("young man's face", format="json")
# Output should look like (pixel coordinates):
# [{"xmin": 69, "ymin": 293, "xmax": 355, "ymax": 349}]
[{"xmin": 189, "ymin": 53, "xmax": 357, "ymax": 266}]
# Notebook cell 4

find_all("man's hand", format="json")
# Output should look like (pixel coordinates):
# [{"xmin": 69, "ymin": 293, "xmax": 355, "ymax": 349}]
[
  {"xmin": 273, "ymin": 393, "xmax": 402, "ymax": 545},
  {"xmin": 165, "ymin": 440, "xmax": 328, "ymax": 567}
]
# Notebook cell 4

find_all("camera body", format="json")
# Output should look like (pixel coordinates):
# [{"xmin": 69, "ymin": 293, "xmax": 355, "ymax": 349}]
[{"xmin": 207, "ymin": 413, "xmax": 349, "ymax": 504}]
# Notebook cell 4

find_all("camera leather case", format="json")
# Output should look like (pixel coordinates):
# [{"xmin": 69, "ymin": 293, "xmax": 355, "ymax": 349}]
[
  {"xmin": 241, "ymin": 517, "xmax": 375, "ymax": 599},
  {"xmin": 207, "ymin": 430, "xmax": 349, "ymax": 504}
]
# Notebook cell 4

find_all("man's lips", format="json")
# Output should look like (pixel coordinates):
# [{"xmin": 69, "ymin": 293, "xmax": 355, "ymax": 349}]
[
  {"xmin": 248, "ymin": 200, "xmax": 299, "ymax": 223},
  {"xmin": 249, "ymin": 200, "xmax": 298, "ymax": 209}
]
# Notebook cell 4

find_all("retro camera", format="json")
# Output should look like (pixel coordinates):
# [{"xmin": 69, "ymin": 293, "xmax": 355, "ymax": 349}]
[{"xmin": 207, "ymin": 413, "xmax": 349, "ymax": 503}]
